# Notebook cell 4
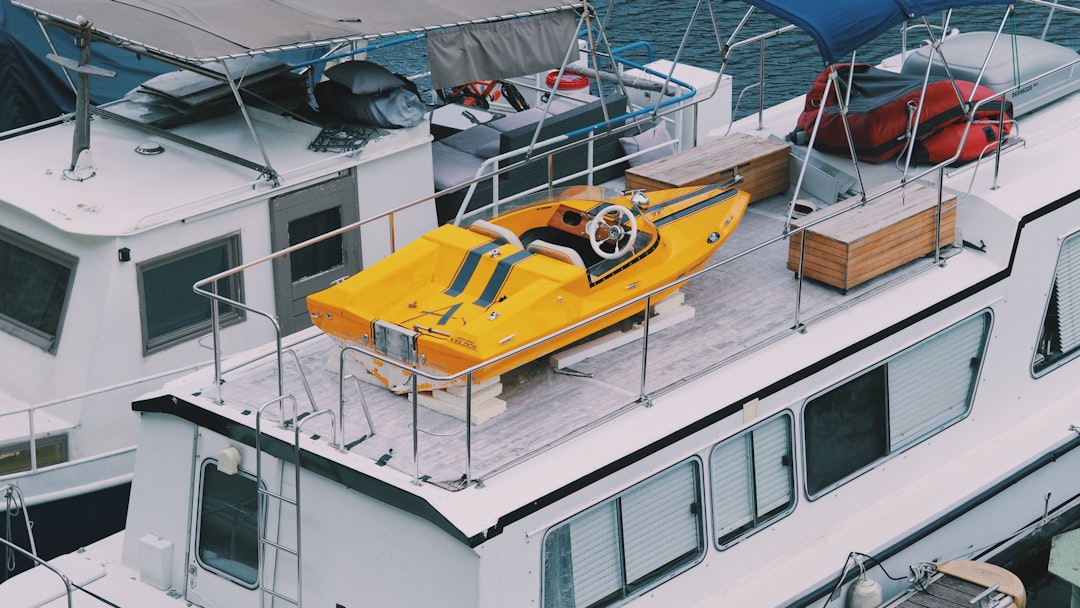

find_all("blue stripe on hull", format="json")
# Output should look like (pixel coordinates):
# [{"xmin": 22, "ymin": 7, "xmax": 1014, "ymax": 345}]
[
  {"xmin": 445, "ymin": 241, "xmax": 500, "ymax": 297},
  {"xmin": 474, "ymin": 250, "xmax": 532, "ymax": 307}
]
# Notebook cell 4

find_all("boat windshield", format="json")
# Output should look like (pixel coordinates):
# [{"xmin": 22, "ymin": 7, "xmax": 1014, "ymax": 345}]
[{"xmin": 459, "ymin": 185, "xmax": 629, "ymax": 224}]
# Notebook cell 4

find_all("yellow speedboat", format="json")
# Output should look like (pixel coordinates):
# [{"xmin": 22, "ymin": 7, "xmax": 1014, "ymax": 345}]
[{"xmin": 307, "ymin": 184, "xmax": 749, "ymax": 392}]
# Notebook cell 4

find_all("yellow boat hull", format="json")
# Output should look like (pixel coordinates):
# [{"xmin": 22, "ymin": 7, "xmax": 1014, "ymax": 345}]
[{"xmin": 307, "ymin": 185, "xmax": 749, "ymax": 392}]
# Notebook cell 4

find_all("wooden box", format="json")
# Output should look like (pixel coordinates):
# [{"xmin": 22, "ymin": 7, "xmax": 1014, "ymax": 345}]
[
  {"xmin": 624, "ymin": 132, "xmax": 790, "ymax": 203},
  {"xmin": 787, "ymin": 184, "xmax": 957, "ymax": 292}
]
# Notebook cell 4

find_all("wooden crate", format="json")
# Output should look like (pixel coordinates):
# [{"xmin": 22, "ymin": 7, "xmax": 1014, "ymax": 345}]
[
  {"xmin": 625, "ymin": 132, "xmax": 789, "ymax": 202},
  {"xmin": 787, "ymin": 184, "xmax": 957, "ymax": 292}
]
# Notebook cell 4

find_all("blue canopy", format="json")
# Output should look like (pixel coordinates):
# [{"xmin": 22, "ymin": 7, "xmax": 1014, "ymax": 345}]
[{"xmin": 744, "ymin": 0, "xmax": 1014, "ymax": 65}]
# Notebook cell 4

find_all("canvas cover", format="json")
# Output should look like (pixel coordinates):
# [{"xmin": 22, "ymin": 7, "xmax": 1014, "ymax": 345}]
[
  {"xmin": 743, "ymin": 0, "xmax": 1014, "ymax": 64},
  {"xmin": 12, "ymin": 0, "xmax": 581, "ymax": 63},
  {"xmin": 1, "ymin": 3, "xmax": 171, "ymax": 130},
  {"xmin": 795, "ymin": 64, "xmax": 1012, "ymax": 163},
  {"xmin": 427, "ymin": 10, "xmax": 578, "ymax": 89}
]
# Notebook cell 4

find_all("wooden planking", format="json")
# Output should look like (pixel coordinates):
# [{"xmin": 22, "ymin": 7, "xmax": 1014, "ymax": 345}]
[
  {"xmin": 788, "ymin": 184, "xmax": 957, "ymax": 290},
  {"xmin": 625, "ymin": 132, "xmax": 790, "ymax": 202}
]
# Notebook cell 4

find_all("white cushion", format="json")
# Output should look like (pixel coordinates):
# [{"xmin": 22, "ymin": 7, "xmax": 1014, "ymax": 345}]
[
  {"xmin": 527, "ymin": 239, "xmax": 585, "ymax": 268},
  {"xmin": 619, "ymin": 123, "xmax": 678, "ymax": 167},
  {"xmin": 469, "ymin": 219, "xmax": 523, "ymax": 249}
]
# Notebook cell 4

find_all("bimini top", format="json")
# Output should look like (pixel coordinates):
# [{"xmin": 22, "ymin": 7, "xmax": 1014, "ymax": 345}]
[
  {"xmin": 744, "ymin": 0, "xmax": 1013, "ymax": 65},
  {"xmin": 10, "ymin": 0, "xmax": 581, "ymax": 63}
]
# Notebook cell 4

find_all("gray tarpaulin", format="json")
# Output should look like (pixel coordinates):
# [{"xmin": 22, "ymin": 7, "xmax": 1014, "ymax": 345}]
[
  {"xmin": 11, "ymin": 0, "xmax": 581, "ymax": 63},
  {"xmin": 427, "ymin": 10, "xmax": 578, "ymax": 89}
]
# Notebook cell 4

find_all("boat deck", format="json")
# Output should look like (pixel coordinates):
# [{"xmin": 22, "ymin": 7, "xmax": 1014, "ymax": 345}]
[{"xmin": 185, "ymin": 183, "xmax": 957, "ymax": 487}]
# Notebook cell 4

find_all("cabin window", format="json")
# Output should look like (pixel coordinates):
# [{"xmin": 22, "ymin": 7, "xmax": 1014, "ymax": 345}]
[
  {"xmin": 195, "ymin": 460, "xmax": 259, "ymax": 587},
  {"xmin": 0, "ymin": 434, "xmax": 68, "ymax": 475},
  {"xmin": 0, "ymin": 228, "xmax": 77, "ymax": 353},
  {"xmin": 804, "ymin": 311, "xmax": 990, "ymax": 497},
  {"xmin": 139, "ymin": 235, "xmax": 243, "ymax": 354},
  {"xmin": 541, "ymin": 459, "xmax": 704, "ymax": 608},
  {"xmin": 710, "ymin": 413, "xmax": 794, "ymax": 548},
  {"xmin": 1035, "ymin": 231, "xmax": 1080, "ymax": 374},
  {"xmin": 288, "ymin": 206, "xmax": 344, "ymax": 282}
]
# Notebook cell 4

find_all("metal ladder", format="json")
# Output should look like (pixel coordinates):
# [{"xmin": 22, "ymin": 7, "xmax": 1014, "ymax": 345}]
[{"xmin": 255, "ymin": 396, "xmax": 336, "ymax": 608}]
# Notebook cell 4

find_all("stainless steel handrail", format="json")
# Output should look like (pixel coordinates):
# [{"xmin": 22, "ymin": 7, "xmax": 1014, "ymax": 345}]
[{"xmin": 190, "ymin": 3, "xmax": 1080, "ymax": 484}]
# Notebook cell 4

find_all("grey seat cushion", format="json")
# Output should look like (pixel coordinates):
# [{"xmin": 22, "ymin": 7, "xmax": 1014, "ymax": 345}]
[
  {"xmin": 487, "ymin": 107, "xmax": 549, "ymax": 133},
  {"xmin": 441, "ymin": 124, "xmax": 502, "ymax": 159},
  {"xmin": 544, "ymin": 94, "xmax": 599, "ymax": 115},
  {"xmin": 432, "ymin": 141, "xmax": 491, "ymax": 190}
]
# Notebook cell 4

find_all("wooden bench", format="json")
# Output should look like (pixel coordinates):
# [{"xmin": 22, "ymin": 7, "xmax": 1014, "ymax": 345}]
[
  {"xmin": 787, "ymin": 184, "xmax": 957, "ymax": 292},
  {"xmin": 624, "ymin": 132, "xmax": 789, "ymax": 202}
]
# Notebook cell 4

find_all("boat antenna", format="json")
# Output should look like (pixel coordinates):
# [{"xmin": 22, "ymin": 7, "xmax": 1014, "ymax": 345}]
[{"xmin": 46, "ymin": 15, "xmax": 116, "ymax": 181}]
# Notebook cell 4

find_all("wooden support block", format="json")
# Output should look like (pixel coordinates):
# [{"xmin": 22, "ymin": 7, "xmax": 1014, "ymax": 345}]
[
  {"xmin": 788, "ymin": 184, "xmax": 957, "ymax": 291},
  {"xmin": 549, "ymin": 302, "xmax": 695, "ymax": 369},
  {"xmin": 625, "ymin": 132, "xmax": 790, "ymax": 202},
  {"xmin": 433, "ymin": 381, "xmax": 504, "ymax": 406},
  {"xmin": 651, "ymin": 289, "xmax": 685, "ymax": 315},
  {"xmin": 418, "ymin": 392, "xmax": 507, "ymax": 425},
  {"xmin": 444, "ymin": 375, "xmax": 502, "ymax": 398}
]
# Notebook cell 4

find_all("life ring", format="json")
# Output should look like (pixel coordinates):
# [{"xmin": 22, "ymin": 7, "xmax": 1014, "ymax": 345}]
[{"xmin": 545, "ymin": 71, "xmax": 590, "ymax": 92}]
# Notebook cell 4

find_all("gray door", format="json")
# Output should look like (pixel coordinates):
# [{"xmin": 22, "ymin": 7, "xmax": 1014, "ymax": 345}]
[{"xmin": 271, "ymin": 171, "xmax": 361, "ymax": 335}]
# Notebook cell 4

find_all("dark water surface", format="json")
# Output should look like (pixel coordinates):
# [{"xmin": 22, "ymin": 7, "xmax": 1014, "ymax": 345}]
[{"xmin": 599, "ymin": 1, "xmax": 1080, "ymax": 117}]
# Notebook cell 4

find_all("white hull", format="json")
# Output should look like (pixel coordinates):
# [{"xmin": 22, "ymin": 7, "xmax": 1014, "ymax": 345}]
[{"xmin": 7, "ymin": 1, "xmax": 1080, "ymax": 607}]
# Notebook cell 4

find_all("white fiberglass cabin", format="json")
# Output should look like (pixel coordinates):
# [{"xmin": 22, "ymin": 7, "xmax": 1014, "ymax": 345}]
[
  {"xmin": 3, "ymin": 0, "xmax": 709, "ymax": 575},
  {"xmin": 11, "ymin": 0, "xmax": 1080, "ymax": 607}
]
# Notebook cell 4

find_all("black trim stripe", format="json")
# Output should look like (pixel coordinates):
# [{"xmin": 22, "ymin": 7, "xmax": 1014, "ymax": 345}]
[
  {"xmin": 653, "ymin": 188, "xmax": 737, "ymax": 228},
  {"xmin": 445, "ymin": 241, "xmax": 499, "ymax": 297},
  {"xmin": 474, "ymin": 249, "xmax": 532, "ymax": 307},
  {"xmin": 640, "ymin": 185, "xmax": 723, "ymax": 215}
]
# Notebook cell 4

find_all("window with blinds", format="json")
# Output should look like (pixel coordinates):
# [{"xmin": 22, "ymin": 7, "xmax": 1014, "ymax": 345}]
[
  {"xmin": 804, "ymin": 311, "xmax": 990, "ymax": 497},
  {"xmin": 541, "ymin": 459, "xmax": 704, "ymax": 608},
  {"xmin": 710, "ymin": 413, "xmax": 794, "ymax": 548},
  {"xmin": 1035, "ymin": 231, "xmax": 1080, "ymax": 374}
]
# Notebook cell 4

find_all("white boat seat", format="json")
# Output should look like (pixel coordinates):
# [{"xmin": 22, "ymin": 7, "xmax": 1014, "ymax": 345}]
[
  {"xmin": 468, "ymin": 219, "xmax": 523, "ymax": 249},
  {"xmin": 526, "ymin": 239, "xmax": 586, "ymax": 269}
]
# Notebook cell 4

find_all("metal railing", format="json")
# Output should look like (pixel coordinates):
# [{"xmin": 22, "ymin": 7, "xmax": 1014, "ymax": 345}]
[
  {"xmin": 0, "ymin": 536, "xmax": 122, "ymax": 607},
  {"xmin": 0, "ymin": 362, "xmax": 208, "ymax": 476},
  {"xmin": 187, "ymin": 4, "xmax": 1080, "ymax": 484}
]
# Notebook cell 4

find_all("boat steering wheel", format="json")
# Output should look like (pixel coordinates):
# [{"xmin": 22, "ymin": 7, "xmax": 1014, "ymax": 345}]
[{"xmin": 585, "ymin": 205, "xmax": 638, "ymax": 259}]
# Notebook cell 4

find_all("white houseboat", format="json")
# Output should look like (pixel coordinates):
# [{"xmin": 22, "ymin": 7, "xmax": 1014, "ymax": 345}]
[
  {"xmin": 1, "ymin": 0, "xmax": 701, "ymax": 576},
  {"xmin": 6, "ymin": 0, "xmax": 1080, "ymax": 607}
]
